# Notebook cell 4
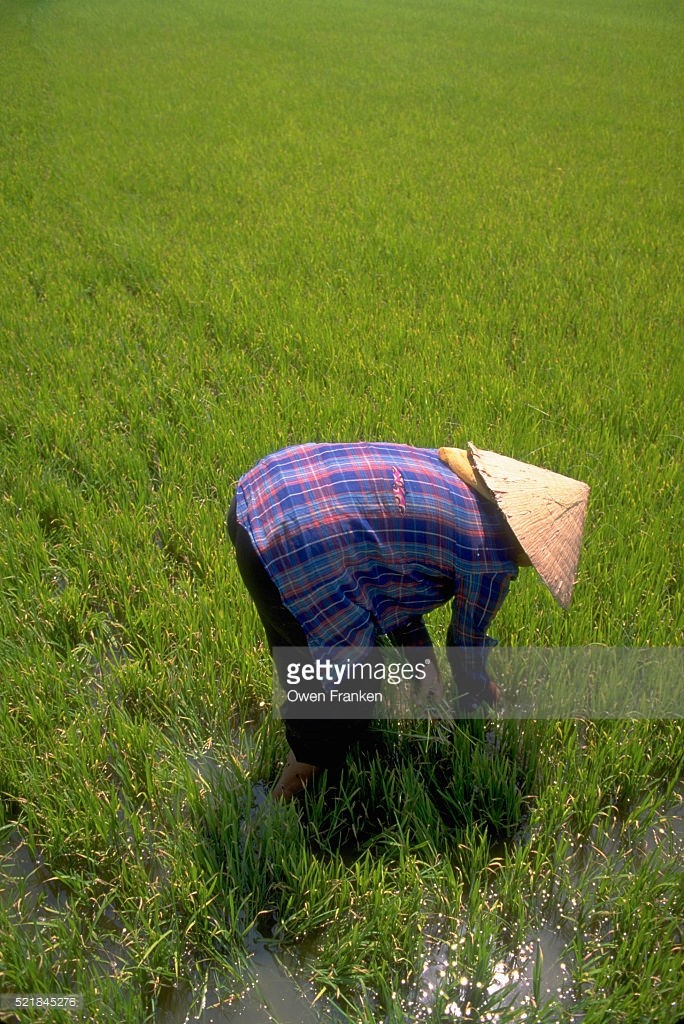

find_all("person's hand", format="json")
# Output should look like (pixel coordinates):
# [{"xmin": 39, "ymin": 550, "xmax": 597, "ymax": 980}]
[
  {"xmin": 487, "ymin": 680, "xmax": 501, "ymax": 705},
  {"xmin": 456, "ymin": 679, "xmax": 500, "ymax": 716}
]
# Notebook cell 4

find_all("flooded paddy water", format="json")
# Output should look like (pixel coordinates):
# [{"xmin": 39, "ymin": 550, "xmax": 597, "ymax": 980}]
[
  {"xmin": 154, "ymin": 932, "xmax": 338, "ymax": 1024},
  {"xmin": 3, "ymin": 768, "xmax": 681, "ymax": 1024},
  {"xmin": 151, "ymin": 925, "xmax": 575, "ymax": 1024}
]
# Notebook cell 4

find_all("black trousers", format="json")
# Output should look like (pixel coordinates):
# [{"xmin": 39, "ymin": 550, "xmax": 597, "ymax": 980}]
[{"xmin": 227, "ymin": 495, "xmax": 371, "ymax": 769}]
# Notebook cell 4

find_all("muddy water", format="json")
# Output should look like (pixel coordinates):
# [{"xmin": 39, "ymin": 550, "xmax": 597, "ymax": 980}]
[
  {"xmin": 3, "ymin": 777, "xmax": 681, "ymax": 1024},
  {"xmin": 2, "ymin": 802, "xmax": 679, "ymax": 1024},
  {"xmin": 0, "ymin": 828, "xmax": 132, "ymax": 1000},
  {"xmin": 154, "ymin": 932, "xmax": 337, "ymax": 1024},
  {"xmin": 150, "ymin": 795, "xmax": 684, "ymax": 1023},
  {"xmin": 0, "ymin": 823, "xmax": 338, "ymax": 1024},
  {"xmin": 0, "ymin": 827, "xmax": 579, "ymax": 1024}
]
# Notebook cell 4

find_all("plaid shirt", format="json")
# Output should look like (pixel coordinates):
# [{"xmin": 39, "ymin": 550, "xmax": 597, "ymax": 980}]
[{"xmin": 235, "ymin": 443, "xmax": 518, "ymax": 672}]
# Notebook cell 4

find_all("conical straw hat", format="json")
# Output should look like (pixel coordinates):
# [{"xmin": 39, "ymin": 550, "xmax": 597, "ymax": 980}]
[{"xmin": 439, "ymin": 444, "xmax": 590, "ymax": 609}]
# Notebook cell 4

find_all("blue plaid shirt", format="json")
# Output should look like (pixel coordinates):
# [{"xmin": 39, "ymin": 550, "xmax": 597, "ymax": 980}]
[{"xmin": 235, "ymin": 444, "xmax": 518, "ymax": 688}]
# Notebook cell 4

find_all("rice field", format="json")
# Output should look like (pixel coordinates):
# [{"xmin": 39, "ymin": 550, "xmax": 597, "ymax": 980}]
[{"xmin": 0, "ymin": 0, "xmax": 682, "ymax": 1021}]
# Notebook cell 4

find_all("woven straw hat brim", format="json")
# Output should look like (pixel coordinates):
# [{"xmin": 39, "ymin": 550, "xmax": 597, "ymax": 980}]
[
  {"xmin": 467, "ymin": 443, "xmax": 590, "ymax": 609},
  {"xmin": 438, "ymin": 447, "xmax": 493, "ymax": 501}
]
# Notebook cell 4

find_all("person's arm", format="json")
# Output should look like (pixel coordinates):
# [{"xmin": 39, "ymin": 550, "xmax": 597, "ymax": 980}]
[{"xmin": 446, "ymin": 572, "xmax": 514, "ymax": 713}]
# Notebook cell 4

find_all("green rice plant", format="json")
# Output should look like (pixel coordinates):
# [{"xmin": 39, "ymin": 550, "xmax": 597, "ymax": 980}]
[{"xmin": 1, "ymin": 0, "xmax": 682, "ymax": 1019}]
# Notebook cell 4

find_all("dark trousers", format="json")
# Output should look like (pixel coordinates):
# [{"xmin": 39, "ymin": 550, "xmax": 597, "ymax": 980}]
[{"xmin": 227, "ymin": 495, "xmax": 370, "ymax": 769}]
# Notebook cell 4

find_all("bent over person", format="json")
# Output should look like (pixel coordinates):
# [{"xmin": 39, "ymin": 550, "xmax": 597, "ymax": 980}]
[{"xmin": 227, "ymin": 442, "xmax": 589, "ymax": 800}]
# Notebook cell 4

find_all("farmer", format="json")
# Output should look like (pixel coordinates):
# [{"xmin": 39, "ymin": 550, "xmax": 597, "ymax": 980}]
[{"xmin": 227, "ymin": 442, "xmax": 589, "ymax": 800}]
